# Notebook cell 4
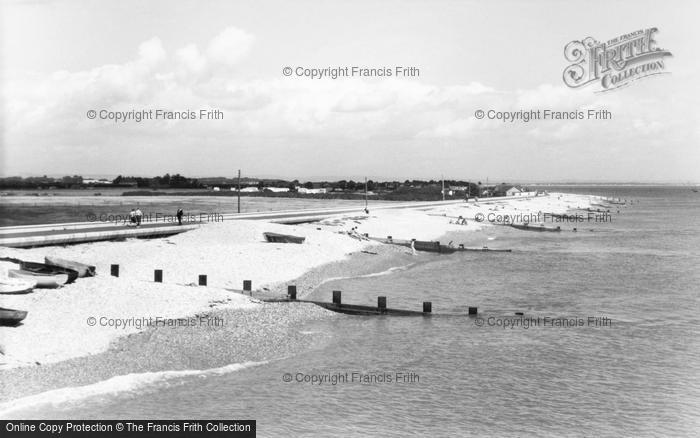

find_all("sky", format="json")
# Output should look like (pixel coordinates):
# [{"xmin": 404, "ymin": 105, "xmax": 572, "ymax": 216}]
[{"xmin": 1, "ymin": 0, "xmax": 699, "ymax": 182}]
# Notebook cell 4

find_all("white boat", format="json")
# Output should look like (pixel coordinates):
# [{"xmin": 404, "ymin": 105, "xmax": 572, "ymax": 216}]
[
  {"xmin": 0, "ymin": 277, "xmax": 36, "ymax": 294},
  {"xmin": 44, "ymin": 256, "xmax": 96, "ymax": 277},
  {"xmin": 8, "ymin": 269, "xmax": 68, "ymax": 288}
]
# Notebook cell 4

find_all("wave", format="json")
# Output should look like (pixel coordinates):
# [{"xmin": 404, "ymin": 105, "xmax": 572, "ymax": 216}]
[
  {"xmin": 0, "ymin": 360, "xmax": 267, "ymax": 418},
  {"xmin": 317, "ymin": 264, "xmax": 415, "ymax": 286}
]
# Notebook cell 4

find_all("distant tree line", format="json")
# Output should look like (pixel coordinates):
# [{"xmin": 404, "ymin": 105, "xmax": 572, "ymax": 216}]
[
  {"xmin": 0, "ymin": 174, "xmax": 498, "ymax": 199},
  {"xmin": 112, "ymin": 173, "xmax": 201, "ymax": 188}
]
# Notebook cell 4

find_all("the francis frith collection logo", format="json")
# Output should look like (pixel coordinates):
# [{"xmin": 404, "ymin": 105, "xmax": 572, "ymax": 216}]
[{"xmin": 563, "ymin": 28, "xmax": 672, "ymax": 92}]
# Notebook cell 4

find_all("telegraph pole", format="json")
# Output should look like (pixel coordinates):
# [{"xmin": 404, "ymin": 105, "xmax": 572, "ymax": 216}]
[
  {"xmin": 237, "ymin": 169, "xmax": 241, "ymax": 213},
  {"xmin": 442, "ymin": 175, "xmax": 445, "ymax": 201},
  {"xmin": 364, "ymin": 177, "xmax": 368, "ymax": 211}
]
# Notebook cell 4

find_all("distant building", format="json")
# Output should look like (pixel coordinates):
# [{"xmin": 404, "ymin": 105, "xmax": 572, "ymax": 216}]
[
  {"xmin": 83, "ymin": 178, "xmax": 112, "ymax": 185},
  {"xmin": 240, "ymin": 187, "xmax": 259, "ymax": 193},
  {"xmin": 297, "ymin": 187, "xmax": 327, "ymax": 194},
  {"xmin": 265, "ymin": 187, "xmax": 290, "ymax": 193},
  {"xmin": 506, "ymin": 186, "xmax": 522, "ymax": 196}
]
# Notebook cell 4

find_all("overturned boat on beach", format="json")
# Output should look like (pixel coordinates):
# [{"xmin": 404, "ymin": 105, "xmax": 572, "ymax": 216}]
[
  {"xmin": 0, "ymin": 278, "xmax": 36, "ymax": 294},
  {"xmin": 19, "ymin": 261, "xmax": 79, "ymax": 284},
  {"xmin": 8, "ymin": 269, "xmax": 69, "ymax": 288},
  {"xmin": 44, "ymin": 256, "xmax": 96, "ymax": 277},
  {"xmin": 510, "ymin": 223, "xmax": 561, "ymax": 232},
  {"xmin": 0, "ymin": 307, "xmax": 28, "ymax": 326},
  {"xmin": 263, "ymin": 232, "xmax": 306, "ymax": 244}
]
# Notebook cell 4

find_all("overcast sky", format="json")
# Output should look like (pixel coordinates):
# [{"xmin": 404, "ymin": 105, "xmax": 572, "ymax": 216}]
[{"xmin": 1, "ymin": 0, "xmax": 699, "ymax": 182}]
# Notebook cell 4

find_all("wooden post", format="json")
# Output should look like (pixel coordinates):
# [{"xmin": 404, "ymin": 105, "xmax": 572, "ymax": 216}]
[
  {"xmin": 288, "ymin": 285, "xmax": 297, "ymax": 300},
  {"xmin": 110, "ymin": 264, "xmax": 119, "ymax": 277},
  {"xmin": 243, "ymin": 280, "xmax": 252, "ymax": 292},
  {"xmin": 198, "ymin": 275, "xmax": 207, "ymax": 286},
  {"xmin": 154, "ymin": 269, "xmax": 163, "ymax": 283},
  {"xmin": 423, "ymin": 302, "xmax": 432, "ymax": 313},
  {"xmin": 378, "ymin": 296, "xmax": 386, "ymax": 311},
  {"xmin": 468, "ymin": 306, "xmax": 478, "ymax": 315},
  {"xmin": 237, "ymin": 169, "xmax": 241, "ymax": 213},
  {"xmin": 332, "ymin": 290, "xmax": 341, "ymax": 305}
]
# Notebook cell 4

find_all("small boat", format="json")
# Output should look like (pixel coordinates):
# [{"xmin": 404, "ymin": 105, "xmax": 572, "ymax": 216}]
[
  {"xmin": 0, "ymin": 307, "xmax": 28, "ymax": 326},
  {"xmin": 452, "ymin": 245, "xmax": 512, "ymax": 253},
  {"xmin": 263, "ymin": 232, "xmax": 306, "ymax": 244},
  {"xmin": 0, "ymin": 278, "xmax": 36, "ymax": 294},
  {"xmin": 8, "ymin": 269, "xmax": 68, "ymax": 288},
  {"xmin": 19, "ymin": 261, "xmax": 79, "ymax": 284},
  {"xmin": 44, "ymin": 256, "xmax": 96, "ymax": 277},
  {"xmin": 510, "ymin": 223, "xmax": 561, "ymax": 232}
]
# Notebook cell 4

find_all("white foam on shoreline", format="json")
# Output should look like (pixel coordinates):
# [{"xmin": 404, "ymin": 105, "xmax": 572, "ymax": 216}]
[
  {"xmin": 0, "ymin": 360, "xmax": 268, "ymax": 418},
  {"xmin": 316, "ymin": 263, "xmax": 415, "ymax": 286}
]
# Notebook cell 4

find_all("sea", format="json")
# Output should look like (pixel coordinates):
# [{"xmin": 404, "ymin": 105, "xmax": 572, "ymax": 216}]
[{"xmin": 4, "ymin": 186, "xmax": 700, "ymax": 436}]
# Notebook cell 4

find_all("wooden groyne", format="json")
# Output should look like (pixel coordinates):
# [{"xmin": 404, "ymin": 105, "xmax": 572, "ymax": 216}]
[
  {"xmin": 265, "ymin": 287, "xmax": 478, "ymax": 317},
  {"xmin": 367, "ymin": 235, "xmax": 512, "ymax": 253},
  {"xmin": 107, "ymin": 266, "xmax": 478, "ymax": 317}
]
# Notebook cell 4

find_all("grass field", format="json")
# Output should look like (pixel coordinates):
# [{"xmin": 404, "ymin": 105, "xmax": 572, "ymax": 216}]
[{"xmin": 0, "ymin": 195, "xmax": 383, "ymax": 226}]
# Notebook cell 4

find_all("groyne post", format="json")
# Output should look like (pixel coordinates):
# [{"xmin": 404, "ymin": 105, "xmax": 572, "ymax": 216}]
[
  {"xmin": 423, "ymin": 302, "xmax": 432, "ymax": 313},
  {"xmin": 288, "ymin": 285, "xmax": 297, "ymax": 300},
  {"xmin": 378, "ymin": 296, "xmax": 387, "ymax": 312},
  {"xmin": 199, "ymin": 275, "xmax": 207, "ymax": 286},
  {"xmin": 110, "ymin": 264, "xmax": 119, "ymax": 277},
  {"xmin": 243, "ymin": 280, "xmax": 252, "ymax": 295},
  {"xmin": 154, "ymin": 269, "xmax": 163, "ymax": 283},
  {"xmin": 468, "ymin": 307, "xmax": 478, "ymax": 315},
  {"xmin": 332, "ymin": 290, "xmax": 341, "ymax": 305}
]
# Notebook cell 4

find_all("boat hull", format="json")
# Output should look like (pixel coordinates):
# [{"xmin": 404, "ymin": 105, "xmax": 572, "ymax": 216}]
[
  {"xmin": 19, "ymin": 261, "xmax": 79, "ymax": 284},
  {"xmin": 263, "ymin": 232, "xmax": 306, "ymax": 244},
  {"xmin": 0, "ymin": 278, "xmax": 36, "ymax": 294},
  {"xmin": 0, "ymin": 307, "xmax": 28, "ymax": 326},
  {"xmin": 510, "ymin": 224, "xmax": 561, "ymax": 232},
  {"xmin": 44, "ymin": 257, "xmax": 96, "ymax": 277},
  {"xmin": 8, "ymin": 269, "xmax": 69, "ymax": 288}
]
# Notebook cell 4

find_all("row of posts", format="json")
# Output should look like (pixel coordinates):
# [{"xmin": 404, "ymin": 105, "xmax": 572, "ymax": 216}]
[
  {"xmin": 109, "ymin": 264, "xmax": 477, "ymax": 315},
  {"xmin": 325, "ymin": 289, "xmax": 476, "ymax": 315},
  {"xmin": 109, "ymin": 264, "xmax": 253, "ymax": 293}
]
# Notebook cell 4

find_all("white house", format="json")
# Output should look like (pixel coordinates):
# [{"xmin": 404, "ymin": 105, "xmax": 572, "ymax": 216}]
[
  {"xmin": 240, "ymin": 187, "xmax": 259, "ymax": 193},
  {"xmin": 297, "ymin": 187, "xmax": 327, "ymax": 194},
  {"xmin": 265, "ymin": 187, "xmax": 290, "ymax": 193},
  {"xmin": 506, "ymin": 187, "xmax": 522, "ymax": 196}
]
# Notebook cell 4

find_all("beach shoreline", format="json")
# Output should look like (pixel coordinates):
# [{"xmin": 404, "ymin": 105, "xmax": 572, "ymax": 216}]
[{"xmin": 0, "ymin": 193, "xmax": 598, "ymax": 408}]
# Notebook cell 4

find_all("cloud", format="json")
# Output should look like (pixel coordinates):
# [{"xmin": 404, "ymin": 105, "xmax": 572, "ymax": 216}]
[
  {"xmin": 205, "ymin": 27, "xmax": 254, "ymax": 66},
  {"xmin": 2, "ymin": 26, "xmax": 698, "ymax": 181}
]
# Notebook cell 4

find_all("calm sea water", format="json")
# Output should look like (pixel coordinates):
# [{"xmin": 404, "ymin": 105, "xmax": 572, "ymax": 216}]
[{"xmin": 13, "ymin": 187, "xmax": 700, "ymax": 436}]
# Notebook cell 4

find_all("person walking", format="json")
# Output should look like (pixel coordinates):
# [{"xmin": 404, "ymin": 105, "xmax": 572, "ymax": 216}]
[
  {"xmin": 176, "ymin": 208, "xmax": 183, "ymax": 225},
  {"xmin": 129, "ymin": 209, "xmax": 136, "ymax": 226},
  {"xmin": 135, "ymin": 208, "xmax": 143, "ymax": 227}
]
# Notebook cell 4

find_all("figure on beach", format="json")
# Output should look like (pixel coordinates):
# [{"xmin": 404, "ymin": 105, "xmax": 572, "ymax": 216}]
[
  {"xmin": 135, "ymin": 208, "xmax": 143, "ymax": 227},
  {"xmin": 176, "ymin": 208, "xmax": 184, "ymax": 225},
  {"xmin": 129, "ymin": 209, "xmax": 136, "ymax": 226}
]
